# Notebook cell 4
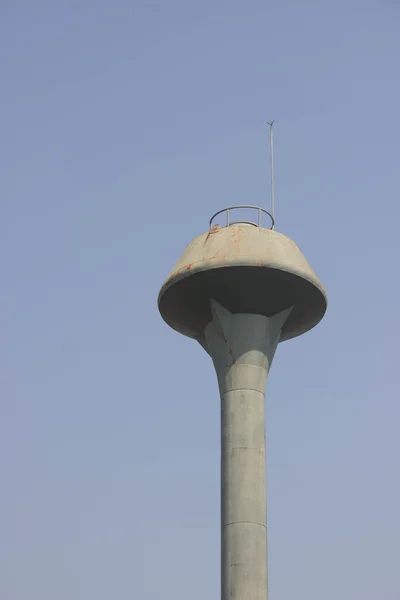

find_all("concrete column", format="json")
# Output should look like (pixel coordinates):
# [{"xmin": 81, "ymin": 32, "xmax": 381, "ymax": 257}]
[{"xmin": 203, "ymin": 300, "xmax": 292, "ymax": 600}]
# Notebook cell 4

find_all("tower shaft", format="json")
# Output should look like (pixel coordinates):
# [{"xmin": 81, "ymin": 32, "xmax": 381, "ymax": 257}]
[{"xmin": 204, "ymin": 301, "xmax": 291, "ymax": 600}]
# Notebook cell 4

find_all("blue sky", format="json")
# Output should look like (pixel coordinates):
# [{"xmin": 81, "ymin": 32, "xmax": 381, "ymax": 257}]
[{"xmin": 1, "ymin": 1, "xmax": 400, "ymax": 598}]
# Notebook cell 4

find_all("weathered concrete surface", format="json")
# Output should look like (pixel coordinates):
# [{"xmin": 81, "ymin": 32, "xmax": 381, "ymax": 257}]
[
  {"xmin": 158, "ymin": 220, "xmax": 328, "ymax": 599},
  {"xmin": 203, "ymin": 300, "xmax": 292, "ymax": 600},
  {"xmin": 158, "ymin": 225, "xmax": 327, "ymax": 342}
]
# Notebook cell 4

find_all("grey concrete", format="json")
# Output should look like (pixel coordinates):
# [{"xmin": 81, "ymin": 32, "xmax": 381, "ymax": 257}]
[
  {"xmin": 158, "ymin": 225, "xmax": 327, "ymax": 342},
  {"xmin": 158, "ymin": 219, "xmax": 327, "ymax": 599},
  {"xmin": 203, "ymin": 300, "xmax": 292, "ymax": 600}
]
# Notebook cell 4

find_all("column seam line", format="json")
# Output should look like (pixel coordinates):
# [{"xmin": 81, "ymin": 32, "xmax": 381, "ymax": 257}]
[
  {"xmin": 223, "ymin": 521, "xmax": 267, "ymax": 529},
  {"xmin": 223, "ymin": 388, "xmax": 265, "ymax": 394}
]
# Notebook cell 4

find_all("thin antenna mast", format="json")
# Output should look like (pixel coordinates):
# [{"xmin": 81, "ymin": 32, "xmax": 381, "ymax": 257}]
[{"xmin": 267, "ymin": 120, "xmax": 275, "ymax": 228}]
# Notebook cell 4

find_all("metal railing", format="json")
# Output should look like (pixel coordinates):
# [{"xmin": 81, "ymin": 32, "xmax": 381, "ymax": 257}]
[{"xmin": 209, "ymin": 206, "xmax": 275, "ymax": 230}]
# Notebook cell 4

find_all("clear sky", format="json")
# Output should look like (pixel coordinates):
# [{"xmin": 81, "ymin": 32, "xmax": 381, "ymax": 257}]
[{"xmin": 1, "ymin": 1, "xmax": 400, "ymax": 598}]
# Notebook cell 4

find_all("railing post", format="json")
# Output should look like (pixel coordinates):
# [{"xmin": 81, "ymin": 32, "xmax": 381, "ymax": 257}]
[{"xmin": 227, "ymin": 209, "xmax": 230, "ymax": 227}]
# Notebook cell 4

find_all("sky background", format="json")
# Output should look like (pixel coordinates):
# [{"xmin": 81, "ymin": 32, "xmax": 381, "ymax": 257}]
[{"xmin": 1, "ymin": 1, "xmax": 400, "ymax": 599}]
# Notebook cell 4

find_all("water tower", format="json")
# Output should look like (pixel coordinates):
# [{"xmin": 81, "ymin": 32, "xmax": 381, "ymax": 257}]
[{"xmin": 158, "ymin": 132, "xmax": 327, "ymax": 600}]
